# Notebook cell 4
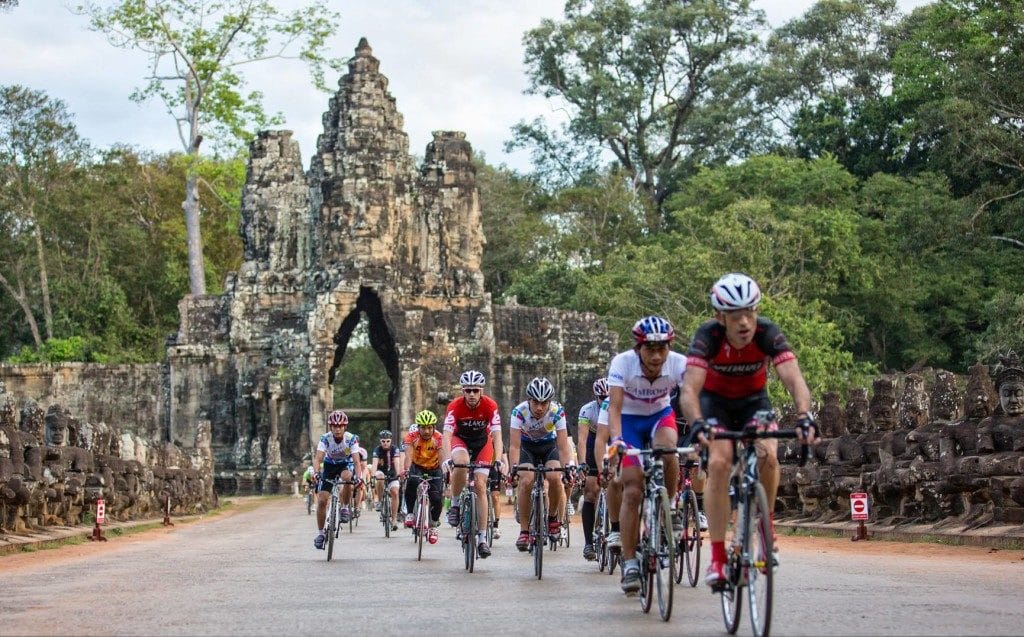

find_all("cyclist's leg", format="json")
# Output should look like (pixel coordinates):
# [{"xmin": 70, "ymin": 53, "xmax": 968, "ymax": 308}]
[
  {"xmin": 582, "ymin": 472, "xmax": 599, "ymax": 546},
  {"xmin": 619, "ymin": 412, "xmax": 652, "ymax": 562},
  {"xmin": 374, "ymin": 471, "xmax": 385, "ymax": 503},
  {"xmin": 448, "ymin": 441, "xmax": 470, "ymax": 525},
  {"xmin": 339, "ymin": 468, "xmax": 354, "ymax": 507},
  {"xmin": 470, "ymin": 443, "xmax": 493, "ymax": 535},
  {"xmin": 388, "ymin": 477, "xmax": 401, "ymax": 523},
  {"xmin": 404, "ymin": 469, "xmax": 420, "ymax": 516}
]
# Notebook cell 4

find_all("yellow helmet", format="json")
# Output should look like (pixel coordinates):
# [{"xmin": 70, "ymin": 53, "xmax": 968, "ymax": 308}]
[{"xmin": 414, "ymin": 409, "xmax": 438, "ymax": 426}]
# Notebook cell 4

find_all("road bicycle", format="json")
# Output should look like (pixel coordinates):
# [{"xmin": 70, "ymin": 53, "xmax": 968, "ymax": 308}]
[
  {"xmin": 410, "ymin": 472, "xmax": 443, "ymax": 561},
  {"xmin": 675, "ymin": 453, "xmax": 703, "ymax": 587},
  {"xmin": 621, "ymin": 445, "xmax": 693, "ymax": 621},
  {"xmin": 321, "ymin": 477, "xmax": 343, "ymax": 562},
  {"xmin": 451, "ymin": 462, "xmax": 487, "ymax": 573},
  {"xmin": 304, "ymin": 484, "xmax": 314, "ymax": 515},
  {"xmin": 377, "ymin": 476, "xmax": 394, "ymax": 538},
  {"xmin": 594, "ymin": 486, "xmax": 619, "ymax": 575},
  {"xmin": 709, "ymin": 410, "xmax": 806, "ymax": 637},
  {"xmin": 514, "ymin": 465, "xmax": 571, "ymax": 580},
  {"xmin": 333, "ymin": 478, "xmax": 360, "ymax": 534}
]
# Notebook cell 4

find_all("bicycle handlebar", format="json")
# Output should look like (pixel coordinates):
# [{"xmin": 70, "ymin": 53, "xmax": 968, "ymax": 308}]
[
  {"xmin": 623, "ymin": 446, "xmax": 696, "ymax": 457},
  {"xmin": 704, "ymin": 427, "xmax": 810, "ymax": 466}
]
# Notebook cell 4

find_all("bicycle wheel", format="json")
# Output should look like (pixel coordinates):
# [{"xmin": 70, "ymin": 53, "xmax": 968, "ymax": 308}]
[
  {"xmin": 720, "ymin": 504, "xmax": 744, "ymax": 635},
  {"xmin": 326, "ymin": 497, "xmax": 337, "ymax": 562},
  {"xmin": 306, "ymin": 491, "xmax": 312, "ymax": 515},
  {"xmin": 416, "ymin": 499, "xmax": 427, "ymax": 561},
  {"xmin": 382, "ymin": 492, "xmax": 391, "ymax": 537},
  {"xmin": 681, "ymin": 489, "xmax": 701, "ymax": 587},
  {"xmin": 596, "ymin": 494, "xmax": 608, "ymax": 572},
  {"xmin": 654, "ymin": 491, "xmax": 675, "ymax": 621},
  {"xmin": 562, "ymin": 502, "xmax": 571, "ymax": 549},
  {"xmin": 746, "ymin": 482, "xmax": 773, "ymax": 637},
  {"xmin": 533, "ymin": 488, "xmax": 545, "ymax": 580},
  {"xmin": 487, "ymin": 501, "xmax": 496, "ymax": 547},
  {"xmin": 463, "ymin": 493, "xmax": 476, "ymax": 573}
]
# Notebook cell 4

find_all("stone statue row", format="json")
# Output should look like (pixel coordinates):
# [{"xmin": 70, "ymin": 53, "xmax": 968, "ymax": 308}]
[
  {"xmin": 0, "ymin": 397, "xmax": 215, "ymax": 535},
  {"xmin": 776, "ymin": 355, "xmax": 1024, "ymax": 529}
]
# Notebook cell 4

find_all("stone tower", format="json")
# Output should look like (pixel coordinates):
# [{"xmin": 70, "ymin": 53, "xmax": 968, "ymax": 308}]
[{"xmin": 165, "ymin": 40, "xmax": 617, "ymax": 493}]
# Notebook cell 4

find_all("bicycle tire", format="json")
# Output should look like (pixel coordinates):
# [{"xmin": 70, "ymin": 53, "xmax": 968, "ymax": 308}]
[
  {"xmin": 326, "ymin": 496, "xmax": 337, "ymax": 562},
  {"xmin": 720, "ymin": 504, "xmax": 744, "ymax": 635},
  {"xmin": 654, "ymin": 490, "xmax": 674, "ymax": 621},
  {"xmin": 682, "ymin": 488, "xmax": 702, "ymax": 587},
  {"xmin": 306, "ymin": 492, "xmax": 313, "ymax": 515},
  {"xmin": 746, "ymin": 482, "xmax": 773, "ymax": 637},
  {"xmin": 382, "ymin": 492, "xmax": 391, "ymax": 538},
  {"xmin": 563, "ymin": 502, "xmax": 571, "ymax": 549},
  {"xmin": 596, "ymin": 492, "xmax": 607, "ymax": 572},
  {"xmin": 533, "ymin": 486, "xmax": 545, "ymax": 580},
  {"xmin": 487, "ymin": 501, "xmax": 496, "ymax": 547},
  {"xmin": 464, "ymin": 492, "xmax": 477, "ymax": 573},
  {"xmin": 416, "ymin": 499, "xmax": 427, "ymax": 561}
]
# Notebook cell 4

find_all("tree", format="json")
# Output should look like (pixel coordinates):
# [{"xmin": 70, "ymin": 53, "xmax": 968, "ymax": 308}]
[
  {"xmin": 892, "ymin": 0, "xmax": 1024, "ymax": 224},
  {"xmin": 0, "ymin": 86, "xmax": 88, "ymax": 348},
  {"xmin": 75, "ymin": 0, "xmax": 343, "ymax": 295},
  {"xmin": 515, "ymin": 0, "xmax": 765, "ymax": 212},
  {"xmin": 755, "ymin": 0, "xmax": 908, "ymax": 177}
]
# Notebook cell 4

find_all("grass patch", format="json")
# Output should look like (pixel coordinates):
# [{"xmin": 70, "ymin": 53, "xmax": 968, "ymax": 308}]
[{"xmin": 17, "ymin": 535, "xmax": 86, "ymax": 553}]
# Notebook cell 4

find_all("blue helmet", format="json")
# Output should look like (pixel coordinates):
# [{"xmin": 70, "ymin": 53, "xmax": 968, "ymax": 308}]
[{"xmin": 631, "ymin": 315, "xmax": 674, "ymax": 344}]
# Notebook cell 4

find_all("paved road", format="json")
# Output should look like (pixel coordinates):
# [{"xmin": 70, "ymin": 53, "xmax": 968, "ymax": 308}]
[{"xmin": 2, "ymin": 497, "xmax": 1023, "ymax": 636}]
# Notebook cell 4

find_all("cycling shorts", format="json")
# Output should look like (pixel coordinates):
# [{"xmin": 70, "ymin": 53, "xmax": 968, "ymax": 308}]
[
  {"xmin": 451, "ymin": 434, "xmax": 494, "ymax": 470},
  {"xmin": 317, "ymin": 461, "xmax": 353, "ymax": 493},
  {"xmin": 620, "ymin": 407, "xmax": 677, "ymax": 468},
  {"xmin": 583, "ymin": 430, "xmax": 598, "ymax": 476},
  {"xmin": 518, "ymin": 438, "xmax": 559, "ymax": 467},
  {"xmin": 700, "ymin": 389, "xmax": 776, "ymax": 458}
]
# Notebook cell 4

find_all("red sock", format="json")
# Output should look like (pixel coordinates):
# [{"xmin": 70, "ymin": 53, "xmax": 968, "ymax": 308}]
[{"xmin": 712, "ymin": 541, "xmax": 727, "ymax": 563}]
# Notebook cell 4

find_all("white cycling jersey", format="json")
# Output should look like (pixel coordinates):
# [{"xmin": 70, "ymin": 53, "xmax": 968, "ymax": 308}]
[
  {"xmin": 606, "ymin": 349, "xmax": 687, "ymax": 416},
  {"xmin": 578, "ymin": 400, "xmax": 602, "ymax": 435},
  {"xmin": 317, "ymin": 431, "xmax": 361, "ymax": 465},
  {"xmin": 509, "ymin": 400, "xmax": 567, "ymax": 442}
]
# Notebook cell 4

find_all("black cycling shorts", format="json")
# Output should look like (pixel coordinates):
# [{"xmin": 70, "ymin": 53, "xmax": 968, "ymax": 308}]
[
  {"xmin": 519, "ymin": 439, "xmax": 559, "ymax": 467},
  {"xmin": 699, "ymin": 390, "xmax": 773, "ymax": 432}
]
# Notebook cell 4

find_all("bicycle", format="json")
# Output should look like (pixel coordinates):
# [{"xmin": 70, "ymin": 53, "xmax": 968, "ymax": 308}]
[
  {"xmin": 410, "ymin": 473, "xmax": 443, "ymax": 561},
  {"xmin": 320, "ymin": 477, "xmax": 343, "ymax": 562},
  {"xmin": 514, "ymin": 465, "xmax": 571, "ymax": 580},
  {"xmin": 706, "ymin": 410, "xmax": 807, "ymax": 637},
  {"xmin": 620, "ymin": 445, "xmax": 693, "ymax": 621},
  {"xmin": 451, "ymin": 462, "xmax": 487, "ymax": 573},
  {"xmin": 333, "ymin": 478, "xmax": 359, "ymax": 534},
  {"xmin": 304, "ymin": 484, "xmax": 314, "ymax": 515},
  {"xmin": 377, "ymin": 477, "xmax": 394, "ymax": 538},
  {"xmin": 675, "ymin": 453, "xmax": 703, "ymax": 587},
  {"xmin": 594, "ymin": 485, "xmax": 618, "ymax": 575}
]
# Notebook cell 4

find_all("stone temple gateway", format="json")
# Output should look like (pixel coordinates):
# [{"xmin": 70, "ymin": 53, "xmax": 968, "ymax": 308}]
[{"xmin": 166, "ymin": 39, "xmax": 617, "ymax": 493}]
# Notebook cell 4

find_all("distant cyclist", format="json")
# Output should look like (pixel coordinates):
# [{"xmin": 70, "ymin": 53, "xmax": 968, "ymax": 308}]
[
  {"xmin": 312, "ymin": 409, "xmax": 362, "ymax": 550},
  {"xmin": 403, "ymin": 409, "xmax": 445, "ymax": 544},
  {"xmin": 679, "ymin": 272, "xmax": 816, "ymax": 587},
  {"xmin": 372, "ymin": 429, "xmax": 402, "ymax": 531},
  {"xmin": 509, "ymin": 377, "xmax": 573, "ymax": 552},
  {"xmin": 443, "ymin": 370, "xmax": 504, "ymax": 559},
  {"xmin": 577, "ymin": 377, "xmax": 609, "ymax": 561},
  {"xmin": 606, "ymin": 315, "xmax": 687, "ymax": 595}
]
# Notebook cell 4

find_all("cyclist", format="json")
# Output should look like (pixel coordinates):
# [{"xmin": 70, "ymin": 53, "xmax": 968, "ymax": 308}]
[
  {"xmin": 443, "ymin": 369, "xmax": 504, "ymax": 559},
  {"xmin": 679, "ymin": 272, "xmax": 816, "ymax": 587},
  {"xmin": 354, "ymin": 445, "xmax": 370, "ymax": 514},
  {"xmin": 371, "ymin": 429, "xmax": 402, "ymax": 531},
  {"xmin": 301, "ymin": 464, "xmax": 316, "ymax": 494},
  {"xmin": 312, "ymin": 409, "xmax": 362, "ymax": 549},
  {"xmin": 606, "ymin": 315, "xmax": 687, "ymax": 594},
  {"xmin": 403, "ymin": 409, "xmax": 445, "ymax": 544},
  {"xmin": 592, "ymin": 394, "xmax": 623, "ymax": 554},
  {"xmin": 509, "ymin": 377, "xmax": 573, "ymax": 552},
  {"xmin": 577, "ymin": 377, "xmax": 609, "ymax": 561}
]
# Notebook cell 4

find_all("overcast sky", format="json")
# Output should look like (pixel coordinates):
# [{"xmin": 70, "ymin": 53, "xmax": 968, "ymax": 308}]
[{"xmin": 3, "ymin": 0, "xmax": 932, "ymax": 172}]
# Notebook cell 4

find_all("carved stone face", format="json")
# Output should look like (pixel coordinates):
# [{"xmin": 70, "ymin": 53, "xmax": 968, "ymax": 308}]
[{"xmin": 999, "ymin": 381, "xmax": 1024, "ymax": 416}]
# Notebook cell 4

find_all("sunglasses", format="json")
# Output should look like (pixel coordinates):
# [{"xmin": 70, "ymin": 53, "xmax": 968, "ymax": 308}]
[{"xmin": 463, "ymin": 388, "xmax": 482, "ymax": 394}]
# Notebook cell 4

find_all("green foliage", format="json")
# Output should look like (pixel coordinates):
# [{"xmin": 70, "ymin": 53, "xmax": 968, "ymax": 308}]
[
  {"xmin": 8, "ymin": 336, "xmax": 100, "ymax": 363},
  {"xmin": 332, "ymin": 343, "xmax": 392, "ymax": 445},
  {"xmin": 516, "ymin": 0, "xmax": 766, "ymax": 208}
]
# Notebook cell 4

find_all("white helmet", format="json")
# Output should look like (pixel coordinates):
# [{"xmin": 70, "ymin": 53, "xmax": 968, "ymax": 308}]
[
  {"xmin": 710, "ymin": 273, "xmax": 762, "ymax": 311},
  {"xmin": 526, "ymin": 377, "xmax": 555, "ymax": 402},
  {"xmin": 592, "ymin": 378, "xmax": 609, "ymax": 398},
  {"xmin": 459, "ymin": 369, "xmax": 486, "ymax": 387}
]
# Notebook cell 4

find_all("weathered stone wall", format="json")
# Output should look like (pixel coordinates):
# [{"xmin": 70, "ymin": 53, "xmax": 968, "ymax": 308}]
[
  {"xmin": 779, "ymin": 364, "xmax": 1024, "ymax": 529},
  {"xmin": 0, "ymin": 380, "xmax": 214, "ymax": 534}
]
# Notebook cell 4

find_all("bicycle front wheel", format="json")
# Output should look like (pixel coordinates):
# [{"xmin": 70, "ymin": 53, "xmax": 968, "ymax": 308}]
[
  {"xmin": 464, "ymin": 493, "xmax": 477, "ymax": 573},
  {"xmin": 382, "ymin": 493, "xmax": 391, "ymax": 538},
  {"xmin": 654, "ymin": 490, "xmax": 674, "ymax": 621},
  {"xmin": 681, "ymin": 488, "xmax": 702, "ymax": 587},
  {"xmin": 533, "ymin": 489, "xmax": 545, "ymax": 580},
  {"xmin": 487, "ymin": 501, "xmax": 496, "ymax": 547},
  {"xmin": 326, "ymin": 498, "xmax": 337, "ymax": 562},
  {"xmin": 746, "ymin": 482, "xmax": 774, "ymax": 637}
]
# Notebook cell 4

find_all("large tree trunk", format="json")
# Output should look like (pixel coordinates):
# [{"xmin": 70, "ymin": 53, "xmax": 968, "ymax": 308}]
[
  {"xmin": 0, "ymin": 270, "xmax": 43, "ymax": 347},
  {"xmin": 32, "ymin": 222, "xmax": 54, "ymax": 339},
  {"xmin": 183, "ymin": 169, "xmax": 206, "ymax": 295}
]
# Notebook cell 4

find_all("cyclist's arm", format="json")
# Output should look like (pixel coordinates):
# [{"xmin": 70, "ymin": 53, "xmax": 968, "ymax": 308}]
[
  {"xmin": 776, "ymin": 357, "xmax": 815, "ymax": 442},
  {"xmin": 593, "ymin": 424, "xmax": 607, "ymax": 469},
  {"xmin": 442, "ymin": 429, "xmax": 453, "ymax": 464},
  {"xmin": 555, "ymin": 428, "xmax": 571, "ymax": 466},
  {"xmin": 508, "ymin": 431, "xmax": 521, "ymax": 467},
  {"xmin": 491, "ymin": 426, "xmax": 504, "ymax": 464},
  {"xmin": 679, "ymin": 365, "xmax": 707, "ymax": 424},
  {"xmin": 608, "ymin": 386, "xmax": 624, "ymax": 441},
  {"xmin": 313, "ymin": 450, "xmax": 326, "ymax": 475},
  {"xmin": 576, "ymin": 423, "xmax": 587, "ymax": 468}
]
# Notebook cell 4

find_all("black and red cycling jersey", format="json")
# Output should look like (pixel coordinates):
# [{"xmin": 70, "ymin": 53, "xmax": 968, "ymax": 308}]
[{"xmin": 685, "ymin": 317, "xmax": 796, "ymax": 399}]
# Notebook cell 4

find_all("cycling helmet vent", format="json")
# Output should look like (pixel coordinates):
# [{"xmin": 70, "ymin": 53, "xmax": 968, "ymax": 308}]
[
  {"xmin": 414, "ymin": 410, "xmax": 438, "ymax": 426},
  {"xmin": 526, "ymin": 377, "xmax": 555, "ymax": 402},
  {"xmin": 459, "ymin": 369, "xmax": 486, "ymax": 387},
  {"xmin": 327, "ymin": 409, "xmax": 348, "ymax": 426},
  {"xmin": 710, "ymin": 272, "xmax": 762, "ymax": 311},
  {"xmin": 592, "ymin": 377, "xmax": 609, "ymax": 398}
]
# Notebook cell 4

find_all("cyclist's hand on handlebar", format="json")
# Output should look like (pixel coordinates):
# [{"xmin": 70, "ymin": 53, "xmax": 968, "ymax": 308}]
[
  {"xmin": 689, "ymin": 419, "xmax": 712, "ymax": 446},
  {"xmin": 796, "ymin": 413, "xmax": 818, "ymax": 445}
]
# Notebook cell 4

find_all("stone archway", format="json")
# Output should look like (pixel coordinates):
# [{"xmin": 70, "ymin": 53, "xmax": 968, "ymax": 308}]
[{"xmin": 165, "ymin": 39, "xmax": 618, "ymax": 494}]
